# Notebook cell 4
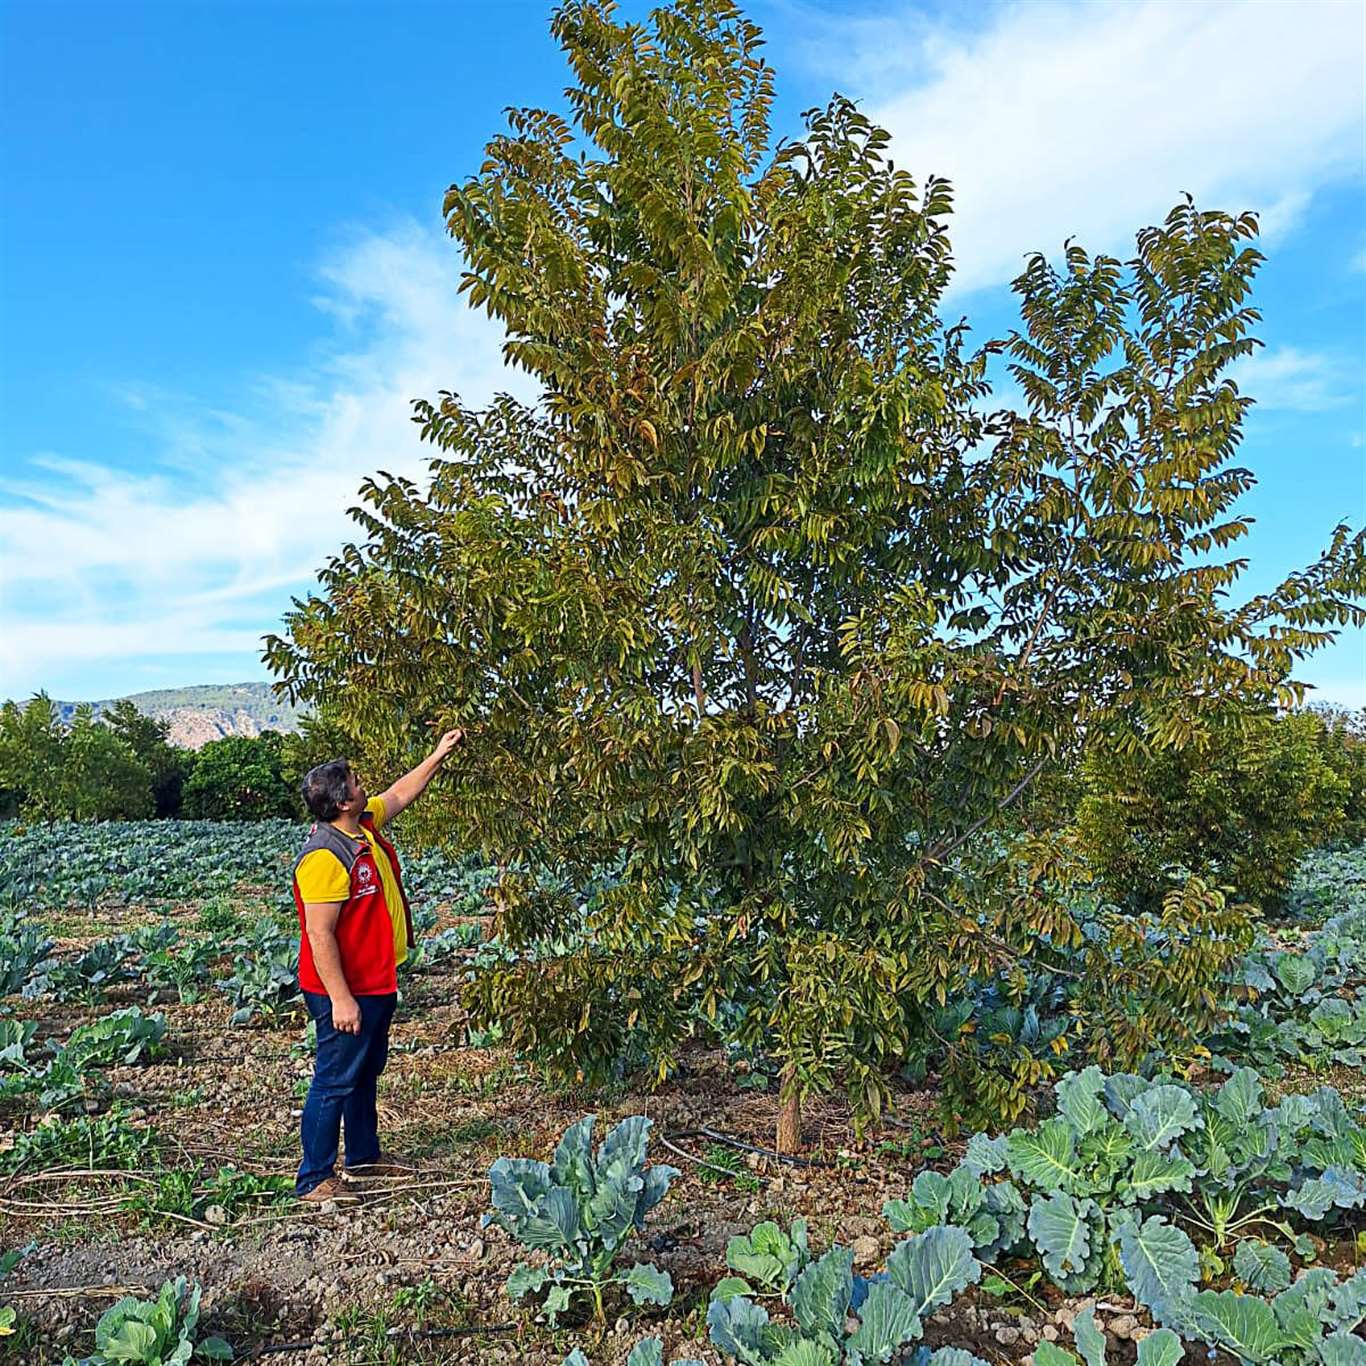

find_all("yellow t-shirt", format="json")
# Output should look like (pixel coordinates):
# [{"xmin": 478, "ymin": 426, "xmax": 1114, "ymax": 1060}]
[{"xmin": 295, "ymin": 796, "xmax": 408, "ymax": 966}]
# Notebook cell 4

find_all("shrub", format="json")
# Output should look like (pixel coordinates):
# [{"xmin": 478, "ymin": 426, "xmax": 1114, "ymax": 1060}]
[
  {"xmin": 1076, "ymin": 708, "xmax": 1353, "ymax": 912},
  {"xmin": 181, "ymin": 734, "xmax": 294, "ymax": 821}
]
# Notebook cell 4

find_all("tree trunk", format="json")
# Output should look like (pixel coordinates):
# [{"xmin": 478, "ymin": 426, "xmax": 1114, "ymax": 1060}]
[{"xmin": 776, "ymin": 1071, "xmax": 802, "ymax": 1154}]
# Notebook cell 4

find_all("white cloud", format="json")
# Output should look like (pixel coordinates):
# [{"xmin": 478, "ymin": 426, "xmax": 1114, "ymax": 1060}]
[
  {"xmin": 0, "ymin": 221, "xmax": 533, "ymax": 698},
  {"xmin": 804, "ymin": 0, "xmax": 1365, "ymax": 295},
  {"xmin": 1231, "ymin": 345, "xmax": 1358, "ymax": 413}
]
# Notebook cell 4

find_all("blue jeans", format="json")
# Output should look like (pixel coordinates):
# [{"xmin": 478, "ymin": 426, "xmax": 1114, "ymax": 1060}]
[{"xmin": 296, "ymin": 990, "xmax": 396, "ymax": 1195}]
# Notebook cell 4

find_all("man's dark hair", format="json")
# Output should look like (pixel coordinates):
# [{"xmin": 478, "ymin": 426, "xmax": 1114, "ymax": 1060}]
[{"xmin": 302, "ymin": 760, "xmax": 353, "ymax": 823}]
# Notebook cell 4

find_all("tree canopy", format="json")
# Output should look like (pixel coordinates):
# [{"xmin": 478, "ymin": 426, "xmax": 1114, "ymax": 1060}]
[{"xmin": 265, "ymin": 0, "xmax": 1366, "ymax": 1143}]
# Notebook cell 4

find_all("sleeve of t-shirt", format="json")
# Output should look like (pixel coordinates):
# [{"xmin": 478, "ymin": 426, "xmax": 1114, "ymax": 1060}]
[
  {"xmin": 296, "ymin": 849, "xmax": 352, "ymax": 904},
  {"xmin": 365, "ymin": 795, "xmax": 388, "ymax": 829}
]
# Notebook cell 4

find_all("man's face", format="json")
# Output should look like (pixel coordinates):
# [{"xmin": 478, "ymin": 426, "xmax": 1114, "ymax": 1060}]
[{"xmin": 344, "ymin": 767, "xmax": 366, "ymax": 813}]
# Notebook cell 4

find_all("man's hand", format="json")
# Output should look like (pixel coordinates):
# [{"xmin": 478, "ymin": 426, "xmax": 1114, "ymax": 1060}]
[
  {"xmin": 430, "ymin": 727, "xmax": 465, "ymax": 764},
  {"xmin": 331, "ymin": 994, "xmax": 362, "ymax": 1035},
  {"xmin": 382, "ymin": 727, "xmax": 466, "ymax": 819}
]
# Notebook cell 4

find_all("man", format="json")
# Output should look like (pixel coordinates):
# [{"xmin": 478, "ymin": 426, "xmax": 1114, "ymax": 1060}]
[{"xmin": 292, "ymin": 728, "xmax": 463, "ymax": 1203}]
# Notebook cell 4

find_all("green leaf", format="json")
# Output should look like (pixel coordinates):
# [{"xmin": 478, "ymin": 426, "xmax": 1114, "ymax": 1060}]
[
  {"xmin": 506, "ymin": 1263, "xmax": 549, "ymax": 1301},
  {"xmin": 1191, "ymin": 1290, "xmax": 1287, "ymax": 1363},
  {"xmin": 1102, "ymin": 1074, "xmax": 1149, "ymax": 1119},
  {"xmin": 706, "ymin": 1296, "xmax": 770, "ymax": 1366},
  {"xmin": 1212, "ymin": 1068, "xmax": 1263, "ymax": 1127},
  {"xmin": 712, "ymin": 1275, "xmax": 754, "ymax": 1302},
  {"xmin": 1124, "ymin": 1150, "xmax": 1195, "ymax": 1200},
  {"xmin": 1328, "ymin": 1267, "xmax": 1366, "ymax": 1332},
  {"xmin": 1273, "ymin": 1266, "xmax": 1338, "ymax": 1342},
  {"xmin": 196, "ymin": 1337, "xmax": 234, "ymax": 1361},
  {"xmin": 625, "ymin": 1340, "xmax": 663, "ymax": 1366},
  {"xmin": 1321, "ymin": 1335, "xmax": 1366, "ymax": 1366},
  {"xmin": 726, "ymin": 1220, "xmax": 804, "ymax": 1291},
  {"xmin": 1072, "ymin": 1306, "xmax": 1106, "ymax": 1366},
  {"xmin": 622, "ymin": 1261, "xmax": 673, "ymax": 1307},
  {"xmin": 845, "ymin": 1280, "xmax": 922, "ymax": 1362},
  {"xmin": 1134, "ymin": 1329, "xmax": 1184, "ymax": 1366},
  {"xmin": 1055, "ymin": 1067, "xmax": 1107, "ymax": 1136},
  {"xmin": 885, "ymin": 1225, "xmax": 980, "ymax": 1317},
  {"xmin": 1007, "ymin": 1119, "xmax": 1080, "ymax": 1193},
  {"xmin": 789, "ymin": 1247, "xmax": 853, "ymax": 1340},
  {"xmin": 1117, "ymin": 1215, "xmax": 1198, "ymax": 1324},
  {"xmin": 1027, "ymin": 1193, "xmax": 1097, "ymax": 1282},
  {"xmin": 543, "ymin": 1283, "xmax": 573, "ymax": 1324},
  {"xmin": 1283, "ymin": 1168, "xmax": 1366, "ymax": 1220},
  {"xmin": 100, "ymin": 1319, "xmax": 161, "ymax": 1362},
  {"xmin": 552, "ymin": 1116, "xmax": 598, "ymax": 1196},
  {"xmin": 1123, "ymin": 1086, "xmax": 1200, "ymax": 1152},
  {"xmin": 772, "ymin": 1343, "xmax": 837, "ymax": 1366},
  {"xmin": 962, "ymin": 1135, "xmax": 1008, "ymax": 1177},
  {"xmin": 1273, "ymin": 953, "xmax": 1317, "ymax": 996},
  {"xmin": 1034, "ymin": 1346, "xmax": 1080, "ymax": 1366},
  {"xmin": 1232, "ymin": 1239, "xmax": 1292, "ymax": 1294}
]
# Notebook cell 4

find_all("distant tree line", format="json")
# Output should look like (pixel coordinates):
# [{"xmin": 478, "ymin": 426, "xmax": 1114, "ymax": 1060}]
[{"xmin": 0, "ymin": 694, "xmax": 354, "ymax": 823}]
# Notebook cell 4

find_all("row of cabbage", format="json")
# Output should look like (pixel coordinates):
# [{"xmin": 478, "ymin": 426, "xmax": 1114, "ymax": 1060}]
[
  {"xmin": 0, "ymin": 816, "xmax": 492, "ymax": 909},
  {"xmin": 1214, "ymin": 898, "xmax": 1366, "ymax": 1074},
  {"xmin": 0, "ymin": 897, "xmax": 484, "ymax": 1021},
  {"xmin": 0, "ymin": 912, "xmax": 484, "ymax": 1118},
  {"xmin": 487, "ymin": 1068, "xmax": 1366, "ymax": 1365}
]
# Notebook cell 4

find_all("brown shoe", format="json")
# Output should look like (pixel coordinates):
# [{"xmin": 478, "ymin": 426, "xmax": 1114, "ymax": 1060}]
[
  {"xmin": 298, "ymin": 1176, "xmax": 361, "ymax": 1205},
  {"xmin": 343, "ymin": 1152, "xmax": 416, "ymax": 1180}
]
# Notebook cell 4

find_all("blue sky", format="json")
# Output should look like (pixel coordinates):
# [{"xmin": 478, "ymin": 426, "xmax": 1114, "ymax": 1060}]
[{"xmin": 2, "ymin": 0, "xmax": 1363, "ymax": 705}]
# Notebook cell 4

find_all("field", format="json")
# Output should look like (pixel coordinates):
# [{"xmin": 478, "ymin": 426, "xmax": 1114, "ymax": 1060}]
[{"xmin": 1, "ymin": 821, "xmax": 1364, "ymax": 1365}]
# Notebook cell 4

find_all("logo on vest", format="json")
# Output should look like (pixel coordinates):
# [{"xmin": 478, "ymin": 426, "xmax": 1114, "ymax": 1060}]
[{"xmin": 355, "ymin": 863, "xmax": 377, "ymax": 893}]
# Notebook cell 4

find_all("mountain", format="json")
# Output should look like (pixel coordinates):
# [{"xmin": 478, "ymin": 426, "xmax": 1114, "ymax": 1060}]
[{"xmin": 53, "ymin": 682, "xmax": 307, "ymax": 750}]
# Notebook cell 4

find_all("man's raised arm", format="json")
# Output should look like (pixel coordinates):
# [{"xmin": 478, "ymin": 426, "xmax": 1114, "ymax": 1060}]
[{"xmin": 377, "ymin": 727, "xmax": 464, "ymax": 820}]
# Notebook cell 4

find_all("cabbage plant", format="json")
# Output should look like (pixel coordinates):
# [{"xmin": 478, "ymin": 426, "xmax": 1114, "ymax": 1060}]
[
  {"xmin": 62, "ymin": 1006, "xmax": 166, "ymax": 1068},
  {"xmin": 1135, "ymin": 1254, "xmax": 1366, "ymax": 1364},
  {"xmin": 706, "ymin": 1224, "xmax": 981, "ymax": 1364},
  {"xmin": 71, "ymin": 1276, "xmax": 231, "ymax": 1365},
  {"xmin": 711, "ymin": 1217, "xmax": 811, "ymax": 1303},
  {"xmin": 1216, "ymin": 906, "xmax": 1366, "ymax": 1074},
  {"xmin": 486, "ymin": 1114, "xmax": 679, "ymax": 1323},
  {"xmin": 218, "ymin": 920, "xmax": 299, "ymax": 1026},
  {"xmin": 888, "ymin": 1067, "xmax": 1366, "ymax": 1288},
  {"xmin": 883, "ymin": 1068, "xmax": 1366, "ymax": 1362},
  {"xmin": 0, "ymin": 908, "xmax": 51, "ymax": 995}
]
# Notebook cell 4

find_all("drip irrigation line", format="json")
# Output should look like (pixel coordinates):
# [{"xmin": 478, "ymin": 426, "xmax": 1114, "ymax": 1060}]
[
  {"xmin": 655, "ymin": 1134, "xmax": 769, "ymax": 1187},
  {"xmin": 665, "ymin": 1126, "xmax": 833, "ymax": 1168}
]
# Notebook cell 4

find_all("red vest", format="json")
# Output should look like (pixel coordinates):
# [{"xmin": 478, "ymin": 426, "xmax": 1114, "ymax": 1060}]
[{"xmin": 292, "ymin": 812, "xmax": 413, "ymax": 996}]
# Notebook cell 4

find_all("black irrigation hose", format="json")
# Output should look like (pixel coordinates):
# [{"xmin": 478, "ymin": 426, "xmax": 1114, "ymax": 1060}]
[{"xmin": 664, "ymin": 1126, "xmax": 833, "ymax": 1169}]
